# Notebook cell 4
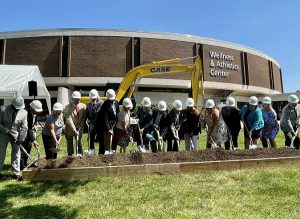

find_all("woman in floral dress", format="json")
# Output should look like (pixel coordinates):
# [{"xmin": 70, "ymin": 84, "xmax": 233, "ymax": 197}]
[
  {"xmin": 260, "ymin": 96, "xmax": 279, "ymax": 148},
  {"xmin": 204, "ymin": 99, "xmax": 228, "ymax": 148}
]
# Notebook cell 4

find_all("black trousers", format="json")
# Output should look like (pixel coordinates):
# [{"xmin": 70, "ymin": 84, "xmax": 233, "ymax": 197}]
[
  {"xmin": 224, "ymin": 130, "xmax": 240, "ymax": 150},
  {"xmin": 167, "ymin": 139, "xmax": 179, "ymax": 151},
  {"xmin": 20, "ymin": 139, "xmax": 33, "ymax": 169},
  {"xmin": 89, "ymin": 128, "xmax": 97, "ymax": 150},
  {"xmin": 98, "ymin": 131, "xmax": 105, "ymax": 155},
  {"xmin": 42, "ymin": 134, "xmax": 58, "ymax": 159},
  {"xmin": 283, "ymin": 130, "xmax": 300, "ymax": 150}
]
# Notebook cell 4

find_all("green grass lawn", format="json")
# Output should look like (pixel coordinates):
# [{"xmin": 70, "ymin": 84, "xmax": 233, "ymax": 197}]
[
  {"xmin": 0, "ymin": 167, "xmax": 299, "ymax": 218},
  {"xmin": 1, "ymin": 130, "xmax": 299, "ymax": 219}
]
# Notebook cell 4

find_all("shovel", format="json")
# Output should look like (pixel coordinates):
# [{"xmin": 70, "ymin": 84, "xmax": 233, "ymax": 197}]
[
  {"xmin": 73, "ymin": 129, "xmax": 82, "ymax": 157},
  {"xmin": 138, "ymin": 133, "xmax": 147, "ymax": 153},
  {"xmin": 248, "ymin": 135, "xmax": 258, "ymax": 149},
  {"xmin": 287, "ymin": 127, "xmax": 299, "ymax": 149},
  {"xmin": 210, "ymin": 136, "xmax": 219, "ymax": 149},
  {"xmin": 159, "ymin": 136, "xmax": 165, "ymax": 152},
  {"xmin": 153, "ymin": 126, "xmax": 164, "ymax": 152},
  {"xmin": 190, "ymin": 138, "xmax": 195, "ymax": 150},
  {"xmin": 84, "ymin": 123, "xmax": 96, "ymax": 157},
  {"xmin": 242, "ymin": 121, "xmax": 258, "ymax": 149},
  {"xmin": 19, "ymin": 144, "xmax": 40, "ymax": 168},
  {"xmin": 137, "ymin": 124, "xmax": 146, "ymax": 153},
  {"xmin": 25, "ymin": 147, "xmax": 41, "ymax": 168}
]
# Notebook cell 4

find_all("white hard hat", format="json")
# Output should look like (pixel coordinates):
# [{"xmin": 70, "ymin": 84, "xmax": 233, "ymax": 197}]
[
  {"xmin": 186, "ymin": 98, "xmax": 194, "ymax": 108},
  {"xmin": 106, "ymin": 89, "xmax": 116, "ymax": 100},
  {"xmin": 53, "ymin": 102, "xmax": 63, "ymax": 111},
  {"xmin": 30, "ymin": 100, "xmax": 43, "ymax": 112},
  {"xmin": 262, "ymin": 96, "xmax": 272, "ymax": 104},
  {"xmin": 141, "ymin": 97, "xmax": 151, "ymax": 107},
  {"xmin": 72, "ymin": 91, "xmax": 81, "ymax": 99},
  {"xmin": 226, "ymin": 97, "xmax": 236, "ymax": 107},
  {"xmin": 248, "ymin": 96, "xmax": 258, "ymax": 106},
  {"xmin": 89, "ymin": 89, "xmax": 99, "ymax": 99},
  {"xmin": 158, "ymin": 101, "xmax": 167, "ymax": 111},
  {"xmin": 173, "ymin": 100, "xmax": 183, "ymax": 111},
  {"xmin": 205, "ymin": 99, "xmax": 215, "ymax": 109},
  {"xmin": 288, "ymin": 94, "xmax": 299, "ymax": 103},
  {"xmin": 122, "ymin": 98, "xmax": 133, "ymax": 109},
  {"xmin": 11, "ymin": 96, "xmax": 25, "ymax": 110}
]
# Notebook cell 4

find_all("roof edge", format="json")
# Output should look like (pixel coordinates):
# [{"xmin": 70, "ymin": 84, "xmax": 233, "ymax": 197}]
[{"xmin": 0, "ymin": 28, "xmax": 281, "ymax": 67}]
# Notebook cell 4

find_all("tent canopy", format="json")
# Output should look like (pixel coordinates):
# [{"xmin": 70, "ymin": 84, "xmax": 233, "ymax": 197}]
[{"xmin": 0, "ymin": 65, "xmax": 51, "ymax": 112}]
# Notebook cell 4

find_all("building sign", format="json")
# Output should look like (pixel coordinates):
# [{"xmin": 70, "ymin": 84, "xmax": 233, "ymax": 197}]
[{"xmin": 209, "ymin": 51, "xmax": 240, "ymax": 78}]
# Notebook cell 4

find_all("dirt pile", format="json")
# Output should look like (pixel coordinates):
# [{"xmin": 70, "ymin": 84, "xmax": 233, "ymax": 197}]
[{"xmin": 31, "ymin": 148, "xmax": 300, "ymax": 170}]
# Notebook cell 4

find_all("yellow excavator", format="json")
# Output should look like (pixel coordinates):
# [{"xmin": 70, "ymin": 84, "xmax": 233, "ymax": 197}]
[
  {"xmin": 81, "ymin": 56, "xmax": 204, "ymax": 107},
  {"xmin": 115, "ymin": 55, "xmax": 204, "ymax": 107}
]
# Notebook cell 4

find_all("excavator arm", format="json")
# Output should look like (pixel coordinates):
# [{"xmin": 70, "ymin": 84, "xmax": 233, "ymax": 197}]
[{"xmin": 116, "ymin": 56, "xmax": 204, "ymax": 106}]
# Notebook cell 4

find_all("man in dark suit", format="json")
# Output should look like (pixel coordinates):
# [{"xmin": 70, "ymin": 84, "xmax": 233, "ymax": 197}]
[
  {"xmin": 152, "ymin": 100, "xmax": 168, "ymax": 152},
  {"xmin": 165, "ymin": 100, "xmax": 183, "ymax": 152},
  {"xmin": 93, "ymin": 89, "xmax": 119, "ymax": 155},
  {"xmin": 20, "ymin": 100, "xmax": 43, "ymax": 169},
  {"xmin": 221, "ymin": 97, "xmax": 241, "ymax": 150}
]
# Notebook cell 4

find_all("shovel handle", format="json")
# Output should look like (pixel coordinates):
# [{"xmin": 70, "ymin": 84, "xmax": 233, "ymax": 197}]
[{"xmin": 19, "ymin": 144, "xmax": 34, "ymax": 162}]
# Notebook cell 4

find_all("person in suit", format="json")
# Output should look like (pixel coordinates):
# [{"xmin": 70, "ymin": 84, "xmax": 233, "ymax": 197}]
[
  {"xmin": 20, "ymin": 100, "xmax": 43, "ymax": 169},
  {"xmin": 151, "ymin": 100, "xmax": 168, "ymax": 152},
  {"xmin": 93, "ymin": 89, "xmax": 119, "ymax": 155},
  {"xmin": 165, "ymin": 100, "xmax": 183, "ymax": 152},
  {"xmin": 63, "ymin": 91, "xmax": 87, "ymax": 156},
  {"xmin": 86, "ymin": 89, "xmax": 103, "ymax": 156},
  {"xmin": 0, "ymin": 96, "xmax": 28, "ymax": 180},
  {"xmin": 221, "ymin": 97, "xmax": 241, "ymax": 150}
]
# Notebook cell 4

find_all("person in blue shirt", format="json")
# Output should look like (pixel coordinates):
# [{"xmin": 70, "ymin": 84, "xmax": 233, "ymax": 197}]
[
  {"xmin": 240, "ymin": 96, "xmax": 264, "ymax": 149},
  {"xmin": 260, "ymin": 96, "xmax": 279, "ymax": 148}
]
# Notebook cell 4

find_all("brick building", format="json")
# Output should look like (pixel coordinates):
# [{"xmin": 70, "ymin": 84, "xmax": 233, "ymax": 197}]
[{"xmin": 0, "ymin": 28, "xmax": 283, "ymax": 107}]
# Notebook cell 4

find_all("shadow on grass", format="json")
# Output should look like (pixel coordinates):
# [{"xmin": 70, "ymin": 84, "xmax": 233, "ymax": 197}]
[
  {"xmin": 0, "ymin": 204, "xmax": 77, "ymax": 218},
  {"xmin": 0, "ymin": 164, "xmax": 12, "ymax": 180},
  {"xmin": 0, "ymin": 180, "xmax": 88, "ymax": 218}
]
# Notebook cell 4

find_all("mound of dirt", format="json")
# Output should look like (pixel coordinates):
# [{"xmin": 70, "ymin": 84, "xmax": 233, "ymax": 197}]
[{"xmin": 31, "ymin": 148, "xmax": 300, "ymax": 170}]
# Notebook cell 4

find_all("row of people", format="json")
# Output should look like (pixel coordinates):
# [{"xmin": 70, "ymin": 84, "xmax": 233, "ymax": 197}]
[
  {"xmin": 37, "ymin": 91, "xmax": 300, "ymax": 158},
  {"xmin": 1, "ymin": 92, "xmax": 299, "ymax": 179}
]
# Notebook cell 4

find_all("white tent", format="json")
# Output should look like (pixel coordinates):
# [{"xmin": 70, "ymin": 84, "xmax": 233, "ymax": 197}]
[{"xmin": 0, "ymin": 65, "xmax": 51, "ymax": 112}]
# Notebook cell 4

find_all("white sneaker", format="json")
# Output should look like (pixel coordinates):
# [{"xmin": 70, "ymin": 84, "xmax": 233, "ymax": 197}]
[
  {"xmin": 88, "ymin": 149, "xmax": 96, "ymax": 157},
  {"xmin": 233, "ymin": 147, "xmax": 238, "ymax": 151},
  {"xmin": 249, "ymin": 145, "xmax": 258, "ymax": 149},
  {"xmin": 212, "ymin": 143, "xmax": 219, "ymax": 149},
  {"xmin": 104, "ymin": 150, "xmax": 110, "ymax": 155},
  {"xmin": 138, "ymin": 146, "xmax": 146, "ymax": 153}
]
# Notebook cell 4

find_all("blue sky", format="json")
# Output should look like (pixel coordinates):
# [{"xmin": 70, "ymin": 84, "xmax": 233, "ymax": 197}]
[{"xmin": 0, "ymin": 0, "xmax": 299, "ymax": 92}]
